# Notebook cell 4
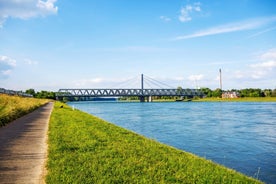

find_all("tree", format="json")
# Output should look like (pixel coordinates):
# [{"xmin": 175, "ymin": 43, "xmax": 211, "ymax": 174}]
[
  {"xmin": 264, "ymin": 89, "xmax": 272, "ymax": 97},
  {"xmin": 272, "ymin": 89, "xmax": 276, "ymax": 97},
  {"xmin": 25, "ymin": 89, "xmax": 36, "ymax": 96},
  {"xmin": 212, "ymin": 88, "xmax": 222, "ymax": 98},
  {"xmin": 177, "ymin": 86, "xmax": 182, "ymax": 95},
  {"xmin": 200, "ymin": 88, "xmax": 212, "ymax": 97}
]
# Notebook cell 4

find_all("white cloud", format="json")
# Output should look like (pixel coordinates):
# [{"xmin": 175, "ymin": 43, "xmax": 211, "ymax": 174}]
[
  {"xmin": 1, "ymin": 69, "xmax": 12, "ymax": 76},
  {"xmin": 248, "ymin": 26, "xmax": 276, "ymax": 38},
  {"xmin": 248, "ymin": 49, "xmax": 276, "ymax": 79},
  {"xmin": 175, "ymin": 16, "xmax": 276, "ymax": 40},
  {"xmin": 230, "ymin": 49, "xmax": 276, "ymax": 82},
  {"xmin": 37, "ymin": 0, "xmax": 58, "ymax": 14},
  {"xmin": 0, "ymin": 55, "xmax": 16, "ymax": 78},
  {"xmin": 179, "ymin": 2, "xmax": 201, "ymax": 22},
  {"xmin": 0, "ymin": 55, "xmax": 16, "ymax": 67},
  {"xmin": 160, "ymin": 16, "xmax": 171, "ymax": 22},
  {"xmin": 24, "ymin": 58, "xmax": 38, "ymax": 65},
  {"xmin": 250, "ymin": 61, "xmax": 276, "ymax": 68},
  {"xmin": 0, "ymin": 0, "xmax": 58, "ymax": 27},
  {"xmin": 251, "ymin": 49, "xmax": 276, "ymax": 69},
  {"xmin": 260, "ymin": 48, "xmax": 276, "ymax": 61}
]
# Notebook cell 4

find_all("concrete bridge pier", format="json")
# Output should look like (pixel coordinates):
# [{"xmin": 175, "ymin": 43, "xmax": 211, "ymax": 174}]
[
  {"xmin": 139, "ymin": 96, "xmax": 153, "ymax": 102},
  {"xmin": 139, "ymin": 96, "xmax": 145, "ymax": 102}
]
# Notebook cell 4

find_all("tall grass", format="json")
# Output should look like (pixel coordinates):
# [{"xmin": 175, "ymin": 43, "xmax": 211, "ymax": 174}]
[
  {"xmin": 47, "ymin": 102, "xmax": 262, "ymax": 183},
  {"xmin": 0, "ymin": 94, "xmax": 48, "ymax": 127}
]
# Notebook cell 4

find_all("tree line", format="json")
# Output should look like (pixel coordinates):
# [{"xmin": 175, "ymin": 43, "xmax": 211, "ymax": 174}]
[
  {"xmin": 25, "ymin": 89, "xmax": 56, "ymax": 99},
  {"xmin": 200, "ymin": 88, "xmax": 276, "ymax": 98}
]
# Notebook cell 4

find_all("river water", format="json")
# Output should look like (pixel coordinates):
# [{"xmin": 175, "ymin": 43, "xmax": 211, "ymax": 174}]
[{"xmin": 68, "ymin": 101, "xmax": 276, "ymax": 183}]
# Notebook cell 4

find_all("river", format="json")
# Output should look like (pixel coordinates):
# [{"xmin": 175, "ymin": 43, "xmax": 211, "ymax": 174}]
[{"xmin": 68, "ymin": 101, "xmax": 276, "ymax": 183}]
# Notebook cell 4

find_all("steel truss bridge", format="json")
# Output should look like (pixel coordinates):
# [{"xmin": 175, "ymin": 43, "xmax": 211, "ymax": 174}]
[
  {"xmin": 56, "ymin": 88, "xmax": 203, "ymax": 102},
  {"xmin": 56, "ymin": 74, "xmax": 204, "ymax": 102}
]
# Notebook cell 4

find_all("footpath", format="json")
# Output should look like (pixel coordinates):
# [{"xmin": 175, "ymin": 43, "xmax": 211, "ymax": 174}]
[{"xmin": 0, "ymin": 102, "xmax": 53, "ymax": 184}]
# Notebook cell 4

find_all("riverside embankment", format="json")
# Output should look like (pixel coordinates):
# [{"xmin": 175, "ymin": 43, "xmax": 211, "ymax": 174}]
[
  {"xmin": 70, "ymin": 100, "xmax": 275, "ymax": 183},
  {"xmin": 46, "ymin": 102, "xmax": 262, "ymax": 183}
]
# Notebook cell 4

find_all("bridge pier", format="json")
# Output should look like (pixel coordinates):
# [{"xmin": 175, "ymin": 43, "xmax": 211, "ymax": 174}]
[
  {"xmin": 139, "ymin": 96, "xmax": 153, "ymax": 102},
  {"xmin": 139, "ymin": 96, "xmax": 145, "ymax": 102}
]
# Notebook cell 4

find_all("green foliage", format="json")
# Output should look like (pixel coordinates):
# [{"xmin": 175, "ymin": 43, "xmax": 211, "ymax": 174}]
[
  {"xmin": 36, "ymin": 91, "xmax": 56, "ymax": 99},
  {"xmin": 194, "ymin": 97, "xmax": 276, "ymax": 102},
  {"xmin": 25, "ymin": 89, "xmax": 56, "ymax": 99},
  {"xmin": 200, "ymin": 88, "xmax": 213, "ymax": 97},
  {"xmin": 240, "ymin": 88, "xmax": 264, "ymax": 97},
  {"xmin": 25, "ymin": 88, "xmax": 36, "ymax": 96},
  {"xmin": 47, "ymin": 102, "xmax": 262, "ymax": 184},
  {"xmin": 212, "ymin": 88, "xmax": 222, "ymax": 98},
  {"xmin": 200, "ymin": 88, "xmax": 276, "ymax": 98},
  {"xmin": 272, "ymin": 89, "xmax": 276, "ymax": 97}
]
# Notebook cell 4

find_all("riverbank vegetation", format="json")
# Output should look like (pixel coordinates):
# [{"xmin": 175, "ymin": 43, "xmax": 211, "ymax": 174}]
[
  {"xmin": 0, "ymin": 94, "xmax": 48, "ymax": 127},
  {"xmin": 193, "ymin": 97, "xmax": 276, "ymax": 102},
  {"xmin": 201, "ymin": 88, "xmax": 276, "ymax": 98},
  {"xmin": 47, "ymin": 102, "xmax": 262, "ymax": 183},
  {"xmin": 25, "ymin": 88, "xmax": 56, "ymax": 99}
]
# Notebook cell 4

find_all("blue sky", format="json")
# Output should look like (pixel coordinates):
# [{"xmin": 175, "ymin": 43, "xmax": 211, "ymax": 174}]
[{"xmin": 0, "ymin": 0, "xmax": 276, "ymax": 91}]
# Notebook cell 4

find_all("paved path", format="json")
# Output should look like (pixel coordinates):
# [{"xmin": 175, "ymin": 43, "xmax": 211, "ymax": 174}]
[{"xmin": 0, "ymin": 102, "xmax": 53, "ymax": 184}]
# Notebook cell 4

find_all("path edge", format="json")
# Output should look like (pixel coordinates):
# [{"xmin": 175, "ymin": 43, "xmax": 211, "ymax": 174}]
[{"xmin": 40, "ymin": 102, "xmax": 54, "ymax": 184}]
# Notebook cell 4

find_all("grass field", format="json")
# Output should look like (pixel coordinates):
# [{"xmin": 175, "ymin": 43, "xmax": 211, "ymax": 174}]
[
  {"xmin": 46, "ymin": 102, "xmax": 262, "ymax": 183},
  {"xmin": 0, "ymin": 94, "xmax": 48, "ymax": 127}
]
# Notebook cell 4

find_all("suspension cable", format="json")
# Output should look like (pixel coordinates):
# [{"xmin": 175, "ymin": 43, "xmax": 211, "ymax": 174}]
[
  {"xmin": 143, "ymin": 74, "xmax": 175, "ymax": 88},
  {"xmin": 110, "ymin": 75, "xmax": 140, "ymax": 88}
]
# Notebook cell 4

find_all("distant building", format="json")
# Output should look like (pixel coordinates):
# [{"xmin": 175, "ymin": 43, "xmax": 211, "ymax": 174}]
[{"xmin": 222, "ymin": 91, "xmax": 240, "ymax": 98}]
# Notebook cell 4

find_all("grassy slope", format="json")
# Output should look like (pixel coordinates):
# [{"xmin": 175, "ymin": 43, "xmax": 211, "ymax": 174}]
[
  {"xmin": 0, "ymin": 94, "xmax": 49, "ymax": 127},
  {"xmin": 47, "ymin": 102, "xmax": 262, "ymax": 184}
]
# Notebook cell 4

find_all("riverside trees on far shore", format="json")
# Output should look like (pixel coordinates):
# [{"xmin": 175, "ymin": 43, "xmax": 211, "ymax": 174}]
[
  {"xmin": 199, "ymin": 88, "xmax": 276, "ymax": 98},
  {"xmin": 25, "ymin": 89, "xmax": 56, "ymax": 100}
]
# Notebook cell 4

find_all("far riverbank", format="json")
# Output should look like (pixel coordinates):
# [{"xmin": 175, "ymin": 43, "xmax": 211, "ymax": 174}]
[
  {"xmin": 193, "ymin": 97, "xmax": 276, "ymax": 102},
  {"xmin": 118, "ymin": 97, "xmax": 276, "ymax": 103}
]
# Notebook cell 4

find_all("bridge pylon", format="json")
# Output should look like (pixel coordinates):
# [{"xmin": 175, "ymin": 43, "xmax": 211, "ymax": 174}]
[{"xmin": 140, "ymin": 74, "xmax": 146, "ymax": 102}]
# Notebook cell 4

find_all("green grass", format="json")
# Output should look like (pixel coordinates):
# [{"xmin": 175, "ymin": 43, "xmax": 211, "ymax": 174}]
[
  {"xmin": 0, "ymin": 94, "xmax": 49, "ymax": 127},
  {"xmin": 46, "ymin": 102, "xmax": 262, "ymax": 184},
  {"xmin": 194, "ymin": 97, "xmax": 276, "ymax": 102}
]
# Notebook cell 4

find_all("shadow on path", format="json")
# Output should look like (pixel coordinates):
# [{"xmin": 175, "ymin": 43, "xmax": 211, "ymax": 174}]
[{"xmin": 0, "ymin": 102, "xmax": 53, "ymax": 184}]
